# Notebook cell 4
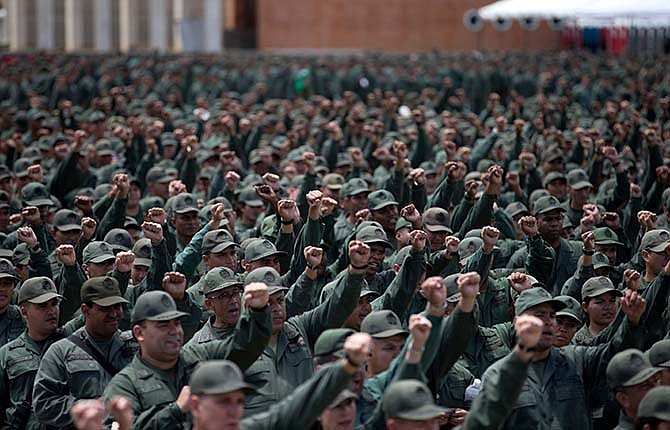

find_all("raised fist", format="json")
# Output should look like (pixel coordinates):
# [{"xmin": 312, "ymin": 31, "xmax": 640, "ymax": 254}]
[
  {"xmin": 56, "ymin": 245, "xmax": 76, "ymax": 266},
  {"xmin": 115, "ymin": 251, "xmax": 135, "ymax": 273},
  {"xmin": 244, "ymin": 282, "xmax": 270, "ymax": 309},
  {"xmin": 518, "ymin": 216, "xmax": 539, "ymax": 237},
  {"xmin": 348, "ymin": 240, "xmax": 371, "ymax": 268},
  {"xmin": 17, "ymin": 226, "xmax": 38, "ymax": 248},
  {"xmin": 162, "ymin": 272, "xmax": 186, "ymax": 300},
  {"xmin": 142, "ymin": 221, "xmax": 163, "ymax": 245}
]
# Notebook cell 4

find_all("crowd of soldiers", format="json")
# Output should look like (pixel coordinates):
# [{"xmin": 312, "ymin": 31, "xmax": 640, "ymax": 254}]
[{"xmin": 0, "ymin": 50, "xmax": 669, "ymax": 430}]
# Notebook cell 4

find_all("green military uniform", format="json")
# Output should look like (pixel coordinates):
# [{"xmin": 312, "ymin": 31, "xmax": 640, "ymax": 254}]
[
  {"xmin": 436, "ymin": 362, "xmax": 476, "ymax": 409},
  {"xmin": 33, "ymin": 276, "xmax": 136, "ymax": 430},
  {"xmin": 242, "ymin": 267, "xmax": 364, "ymax": 416},
  {"xmin": 102, "ymin": 289, "xmax": 271, "ymax": 429},
  {"xmin": 0, "ymin": 259, "xmax": 26, "ymax": 347},
  {"xmin": 0, "ymin": 277, "xmax": 64, "ymax": 430},
  {"xmin": 636, "ymin": 386, "xmax": 670, "ymax": 424},
  {"xmin": 573, "ymin": 276, "xmax": 624, "ymax": 347},
  {"xmin": 463, "ymin": 247, "xmax": 514, "ymax": 326}
]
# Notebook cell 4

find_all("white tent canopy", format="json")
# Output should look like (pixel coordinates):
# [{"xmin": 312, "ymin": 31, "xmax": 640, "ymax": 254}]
[{"xmin": 479, "ymin": 0, "xmax": 670, "ymax": 27}]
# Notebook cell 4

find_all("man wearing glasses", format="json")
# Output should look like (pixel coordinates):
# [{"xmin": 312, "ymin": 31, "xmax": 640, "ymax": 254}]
[{"xmin": 0, "ymin": 277, "xmax": 64, "ymax": 429}]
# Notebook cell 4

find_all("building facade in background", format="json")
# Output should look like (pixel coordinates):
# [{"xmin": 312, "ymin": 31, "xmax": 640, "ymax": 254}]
[{"xmin": 1, "ymin": 0, "xmax": 562, "ymax": 52}]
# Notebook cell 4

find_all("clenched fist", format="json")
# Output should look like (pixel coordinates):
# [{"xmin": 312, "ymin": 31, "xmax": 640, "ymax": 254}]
[{"xmin": 244, "ymin": 282, "xmax": 270, "ymax": 309}]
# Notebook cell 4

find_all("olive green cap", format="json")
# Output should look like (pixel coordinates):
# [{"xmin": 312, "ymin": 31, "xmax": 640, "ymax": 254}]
[
  {"xmin": 422, "ymin": 207, "xmax": 451, "ymax": 233},
  {"xmin": 238, "ymin": 187, "xmax": 263, "ymax": 207},
  {"xmin": 18, "ymin": 276, "xmax": 63, "ymax": 304},
  {"xmin": 329, "ymin": 389, "xmax": 358, "ymax": 409},
  {"xmin": 202, "ymin": 267, "xmax": 242, "ymax": 296},
  {"xmin": 444, "ymin": 273, "xmax": 462, "ymax": 303},
  {"xmin": 394, "ymin": 217, "xmax": 412, "ymax": 232},
  {"xmin": 104, "ymin": 228, "xmax": 132, "ymax": 252},
  {"xmin": 202, "ymin": 229, "xmax": 237, "ymax": 254},
  {"xmin": 12, "ymin": 243, "xmax": 30, "ymax": 266},
  {"xmin": 458, "ymin": 237, "xmax": 483, "ymax": 264},
  {"xmin": 0, "ymin": 258, "xmax": 19, "ymax": 283},
  {"xmin": 592, "ymin": 252, "xmax": 613, "ymax": 270},
  {"xmin": 172, "ymin": 193, "xmax": 199, "ymax": 214},
  {"xmin": 368, "ymin": 190, "xmax": 398, "ymax": 211},
  {"xmin": 607, "ymin": 348, "xmax": 662, "ymax": 390},
  {"xmin": 567, "ymin": 169, "xmax": 593, "ymax": 190},
  {"xmin": 505, "ymin": 201, "xmax": 530, "ymax": 218},
  {"xmin": 514, "ymin": 287, "xmax": 566, "ymax": 316},
  {"xmin": 543, "ymin": 171, "xmax": 567, "ymax": 188},
  {"xmin": 22, "ymin": 182, "xmax": 54, "ymax": 207},
  {"xmin": 244, "ymin": 267, "xmax": 287, "ymax": 295},
  {"xmin": 382, "ymin": 380, "xmax": 447, "ymax": 420},
  {"xmin": 340, "ymin": 178, "xmax": 369, "ymax": 198},
  {"xmin": 648, "ymin": 339, "xmax": 670, "ymax": 368},
  {"xmin": 532, "ymin": 195, "xmax": 566, "ymax": 216},
  {"xmin": 53, "ymin": 209, "xmax": 82, "ymax": 232},
  {"xmin": 190, "ymin": 360, "xmax": 255, "ymax": 395},
  {"xmin": 83, "ymin": 241, "xmax": 115, "ymax": 264},
  {"xmin": 314, "ymin": 328, "xmax": 355, "ymax": 357},
  {"xmin": 581, "ymin": 276, "xmax": 623, "ymax": 300},
  {"xmin": 356, "ymin": 225, "xmax": 392, "ymax": 248},
  {"xmin": 593, "ymin": 227, "xmax": 623, "ymax": 246},
  {"xmin": 640, "ymin": 229, "xmax": 670, "ymax": 253},
  {"xmin": 81, "ymin": 276, "xmax": 129, "ymax": 306},
  {"xmin": 243, "ymin": 238, "xmax": 287, "ymax": 263},
  {"xmin": 132, "ymin": 238, "xmax": 152, "ymax": 267},
  {"xmin": 323, "ymin": 173, "xmax": 345, "ymax": 190},
  {"xmin": 555, "ymin": 295, "xmax": 582, "ymax": 323},
  {"xmin": 131, "ymin": 290, "xmax": 189, "ymax": 324},
  {"xmin": 361, "ymin": 310, "xmax": 408, "ymax": 339},
  {"xmin": 638, "ymin": 386, "xmax": 670, "ymax": 421}
]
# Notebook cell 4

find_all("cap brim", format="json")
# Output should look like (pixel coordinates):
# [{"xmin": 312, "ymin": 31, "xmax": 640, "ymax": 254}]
[
  {"xmin": 268, "ymin": 286, "xmax": 289, "ymax": 295},
  {"xmin": 370, "ymin": 328, "xmax": 409, "ymax": 339},
  {"xmin": 326, "ymin": 184, "xmax": 344, "ymax": 190},
  {"xmin": 57, "ymin": 224, "xmax": 82, "ymax": 232},
  {"xmin": 175, "ymin": 207, "xmax": 199, "ymax": 214},
  {"xmin": 360, "ymin": 290, "xmax": 381, "ymax": 299},
  {"xmin": 243, "ymin": 199, "xmax": 264, "ymax": 208},
  {"xmin": 648, "ymin": 241, "xmax": 670, "ymax": 253},
  {"xmin": 134, "ymin": 258, "xmax": 152, "ymax": 267},
  {"xmin": 394, "ymin": 404, "xmax": 449, "ymax": 421},
  {"xmin": 205, "ymin": 281, "xmax": 244, "ymax": 296},
  {"xmin": 26, "ymin": 198, "xmax": 54, "ymax": 207},
  {"xmin": 27, "ymin": 292, "xmax": 64, "ymax": 304},
  {"xmin": 622, "ymin": 367, "xmax": 663, "ymax": 388},
  {"xmin": 88, "ymin": 255, "xmax": 115, "ymax": 264},
  {"xmin": 0, "ymin": 273, "xmax": 19, "ymax": 282},
  {"xmin": 349, "ymin": 188, "xmax": 369, "ymax": 196},
  {"xmin": 197, "ymin": 380, "xmax": 256, "ymax": 396},
  {"xmin": 92, "ymin": 296, "xmax": 129, "ymax": 306},
  {"xmin": 535, "ymin": 206, "xmax": 567, "ymax": 215},
  {"xmin": 209, "ymin": 242, "xmax": 238, "ymax": 254},
  {"xmin": 328, "ymin": 390, "xmax": 358, "ymax": 409},
  {"xmin": 363, "ymin": 239, "xmax": 393, "ymax": 249},
  {"xmin": 584, "ymin": 287, "xmax": 623, "ymax": 299},
  {"xmin": 593, "ymin": 263, "xmax": 613, "ymax": 270},
  {"xmin": 595, "ymin": 239, "xmax": 623, "ymax": 246},
  {"xmin": 144, "ymin": 309, "xmax": 190, "ymax": 321},
  {"xmin": 424, "ymin": 224, "xmax": 452, "ymax": 233},
  {"xmin": 446, "ymin": 293, "xmax": 461, "ymax": 303},
  {"xmin": 155, "ymin": 177, "xmax": 173, "ymax": 184},
  {"xmin": 555, "ymin": 311, "xmax": 581, "ymax": 322},
  {"xmin": 97, "ymin": 150, "xmax": 114, "ymax": 156},
  {"xmin": 248, "ymin": 250, "xmax": 288, "ymax": 262},
  {"xmin": 370, "ymin": 201, "xmax": 398, "ymax": 211},
  {"xmin": 518, "ymin": 297, "xmax": 567, "ymax": 315},
  {"xmin": 570, "ymin": 181, "xmax": 593, "ymax": 190}
]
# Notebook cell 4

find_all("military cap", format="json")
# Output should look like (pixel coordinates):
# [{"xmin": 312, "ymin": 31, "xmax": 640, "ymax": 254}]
[
  {"xmin": 458, "ymin": 237, "xmax": 483, "ymax": 264},
  {"xmin": 132, "ymin": 238, "xmax": 152, "ymax": 267},
  {"xmin": 529, "ymin": 189, "xmax": 550, "ymax": 209},
  {"xmin": 18, "ymin": 276, "xmax": 63, "ymax": 304},
  {"xmin": 51, "ymin": 133, "xmax": 68, "ymax": 146},
  {"xmin": 131, "ymin": 290, "xmax": 189, "ymax": 324},
  {"xmin": 145, "ymin": 166, "xmax": 173, "ymax": 184},
  {"xmin": 28, "ymin": 109, "xmax": 46, "ymax": 121},
  {"xmin": 444, "ymin": 274, "xmax": 461, "ymax": 303},
  {"xmin": 202, "ymin": 229, "xmax": 237, "ymax": 254},
  {"xmin": 592, "ymin": 227, "xmax": 623, "ymax": 246},
  {"xmin": 515, "ymin": 287, "xmax": 566, "ymax": 316},
  {"xmin": 88, "ymin": 111, "xmax": 106, "ymax": 123},
  {"xmin": 541, "ymin": 146, "xmax": 563, "ymax": 163},
  {"xmin": 464, "ymin": 171, "xmax": 482, "ymax": 182},
  {"xmin": 607, "ymin": 349, "xmax": 662, "ymax": 390},
  {"xmin": 543, "ymin": 171, "xmax": 567, "ymax": 188},
  {"xmin": 0, "ymin": 258, "xmax": 19, "ymax": 283},
  {"xmin": 244, "ymin": 238, "xmax": 287, "ymax": 263},
  {"xmin": 241, "ymin": 174, "xmax": 264, "ymax": 189},
  {"xmin": 12, "ymin": 243, "xmax": 30, "ymax": 266},
  {"xmin": 340, "ymin": 178, "xmax": 369, "ymax": 198},
  {"xmin": 640, "ymin": 229, "xmax": 670, "ymax": 252},
  {"xmin": 244, "ymin": 267, "xmax": 287, "ymax": 295},
  {"xmin": 13, "ymin": 158, "xmax": 31, "ymax": 178},
  {"xmin": 190, "ymin": 360, "xmax": 254, "ymax": 395},
  {"xmin": 382, "ymin": 379, "xmax": 447, "ymax": 420},
  {"xmin": 361, "ymin": 310, "xmax": 408, "ymax": 339},
  {"xmin": 591, "ymin": 252, "xmax": 613, "ymax": 271},
  {"xmin": 51, "ymin": 209, "xmax": 82, "ymax": 232},
  {"xmin": 83, "ymin": 241, "xmax": 115, "ymax": 264},
  {"xmin": 124, "ymin": 216, "xmax": 141, "ymax": 231},
  {"xmin": 103, "ymin": 228, "xmax": 133, "ymax": 253},
  {"xmin": 172, "ymin": 193, "xmax": 199, "ymax": 214},
  {"xmin": 392, "ymin": 245, "xmax": 413, "ymax": 267},
  {"xmin": 648, "ymin": 339, "xmax": 670, "ymax": 368},
  {"xmin": 323, "ymin": 173, "xmax": 345, "ymax": 190},
  {"xmin": 368, "ymin": 190, "xmax": 398, "ymax": 211},
  {"xmin": 94, "ymin": 139, "xmax": 114, "ymax": 156},
  {"xmin": 329, "ymin": 389, "xmax": 358, "ymax": 409},
  {"xmin": 532, "ymin": 195, "xmax": 566, "ymax": 216},
  {"xmin": 208, "ymin": 196, "xmax": 234, "ymax": 213},
  {"xmin": 81, "ymin": 276, "xmax": 128, "ymax": 306},
  {"xmin": 0, "ymin": 165, "xmax": 13, "ymax": 180},
  {"xmin": 314, "ymin": 328, "xmax": 355, "ymax": 357},
  {"xmin": 395, "ymin": 217, "xmax": 412, "ymax": 232},
  {"xmin": 419, "ymin": 161, "xmax": 437, "ymax": 176},
  {"xmin": 22, "ymin": 182, "xmax": 54, "ymax": 207},
  {"xmin": 238, "ymin": 187, "xmax": 263, "ymax": 207},
  {"xmin": 202, "ymin": 267, "xmax": 242, "ymax": 296},
  {"xmin": 581, "ymin": 276, "xmax": 623, "ymax": 300},
  {"xmin": 555, "ymin": 295, "xmax": 582, "ymax": 323},
  {"xmin": 336, "ymin": 153, "xmax": 353, "ymax": 168},
  {"xmin": 505, "ymin": 201, "xmax": 530, "ymax": 218},
  {"xmin": 567, "ymin": 169, "xmax": 593, "ymax": 190},
  {"xmin": 356, "ymin": 225, "xmax": 392, "ymax": 249},
  {"xmin": 422, "ymin": 207, "xmax": 451, "ymax": 233},
  {"xmin": 140, "ymin": 196, "xmax": 165, "ymax": 213},
  {"xmin": 638, "ymin": 386, "xmax": 670, "ymax": 421},
  {"xmin": 0, "ymin": 247, "xmax": 11, "ymax": 260}
]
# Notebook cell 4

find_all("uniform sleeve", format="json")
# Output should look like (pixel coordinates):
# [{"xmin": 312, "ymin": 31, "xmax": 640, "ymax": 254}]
[
  {"xmin": 371, "ymin": 248, "xmax": 425, "ymax": 319},
  {"xmin": 28, "ymin": 244, "xmax": 53, "ymax": 279},
  {"xmin": 57, "ymin": 264, "xmax": 86, "ymax": 324},
  {"xmin": 463, "ymin": 352, "xmax": 530, "ymax": 430},
  {"xmin": 172, "ymin": 224, "xmax": 210, "ymax": 284},
  {"xmin": 32, "ymin": 344, "xmax": 76, "ymax": 429},
  {"xmin": 95, "ymin": 197, "xmax": 128, "ymax": 241},
  {"xmin": 285, "ymin": 272, "xmax": 316, "ymax": 318},
  {"xmin": 240, "ymin": 363, "xmax": 351, "ymax": 430}
]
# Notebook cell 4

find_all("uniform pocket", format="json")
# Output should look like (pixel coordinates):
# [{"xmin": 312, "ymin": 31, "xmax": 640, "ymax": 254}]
[{"xmin": 65, "ymin": 359, "xmax": 102, "ymax": 398}]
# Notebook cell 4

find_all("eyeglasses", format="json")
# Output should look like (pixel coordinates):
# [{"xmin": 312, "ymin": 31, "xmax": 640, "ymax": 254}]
[{"xmin": 208, "ymin": 288, "xmax": 242, "ymax": 301}]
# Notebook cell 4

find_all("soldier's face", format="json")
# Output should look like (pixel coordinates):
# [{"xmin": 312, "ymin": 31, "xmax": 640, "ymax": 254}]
[
  {"xmin": 268, "ymin": 292, "xmax": 286, "ymax": 334},
  {"xmin": 320, "ymin": 398, "xmax": 356, "ymax": 430},
  {"xmin": 136, "ymin": 319, "xmax": 183, "ymax": 362},
  {"xmin": 554, "ymin": 316, "xmax": 580, "ymax": 347},
  {"xmin": 537, "ymin": 211, "xmax": 563, "ymax": 242},
  {"xmin": 131, "ymin": 264, "xmax": 149, "ymax": 285},
  {"xmin": 344, "ymin": 194, "xmax": 368, "ymax": 214},
  {"xmin": 343, "ymin": 296, "xmax": 373, "ymax": 331},
  {"xmin": 366, "ymin": 244, "xmax": 386, "ymax": 277},
  {"xmin": 369, "ymin": 335, "xmax": 407, "ymax": 376},
  {"xmin": 595, "ymin": 244, "xmax": 617, "ymax": 265},
  {"xmin": 0, "ymin": 279, "xmax": 14, "ymax": 311},
  {"xmin": 205, "ymin": 287, "xmax": 242, "ymax": 328},
  {"xmin": 425, "ymin": 230, "xmax": 448, "ymax": 252},
  {"xmin": 190, "ymin": 391, "xmax": 244, "ymax": 430},
  {"xmin": 523, "ymin": 304, "xmax": 557, "ymax": 351},
  {"xmin": 246, "ymin": 255, "xmax": 281, "ymax": 274},
  {"xmin": 205, "ymin": 248, "xmax": 238, "ymax": 272},
  {"xmin": 173, "ymin": 212, "xmax": 200, "ymax": 239},
  {"xmin": 21, "ymin": 299, "xmax": 60, "ymax": 337},
  {"xmin": 370, "ymin": 205, "xmax": 398, "ymax": 232},
  {"xmin": 83, "ymin": 303, "xmax": 123, "ymax": 339},
  {"xmin": 583, "ymin": 292, "xmax": 618, "ymax": 329}
]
